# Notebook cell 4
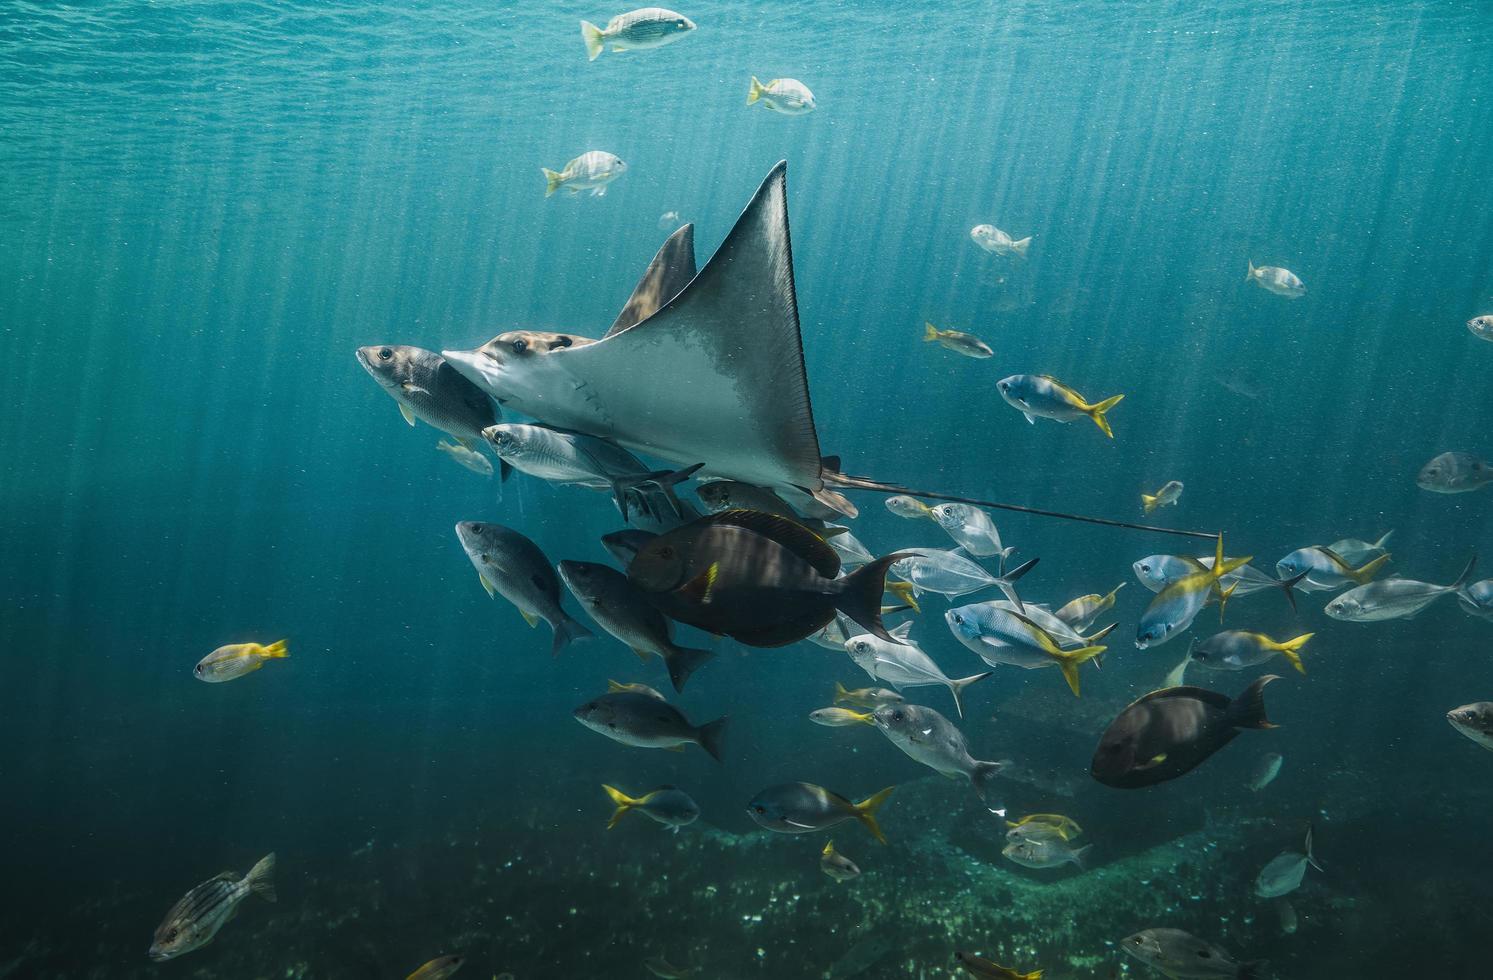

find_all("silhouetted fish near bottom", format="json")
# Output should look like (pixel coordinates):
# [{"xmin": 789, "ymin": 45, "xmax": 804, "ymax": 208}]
[{"xmin": 1091, "ymin": 675, "xmax": 1281, "ymax": 788}]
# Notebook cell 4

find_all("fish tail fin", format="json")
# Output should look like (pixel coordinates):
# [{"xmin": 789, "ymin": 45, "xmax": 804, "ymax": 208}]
[
  {"xmin": 1273, "ymin": 633, "xmax": 1314, "ymax": 675},
  {"xmin": 946, "ymin": 671, "xmax": 992, "ymax": 719},
  {"xmin": 833, "ymin": 681, "xmax": 852, "ymax": 704},
  {"xmin": 835, "ymin": 553, "xmax": 912, "ymax": 641},
  {"xmin": 602, "ymin": 784, "xmax": 638, "ymax": 829},
  {"xmin": 1278, "ymin": 569, "xmax": 1308, "ymax": 613},
  {"xmin": 542, "ymin": 168, "xmax": 565, "ymax": 197},
  {"xmin": 1451, "ymin": 553, "xmax": 1478, "ymax": 590},
  {"xmin": 1071, "ymin": 843, "xmax": 1094, "ymax": 871},
  {"xmin": 1141, "ymin": 493, "xmax": 1158, "ymax": 514},
  {"xmin": 970, "ymin": 758, "xmax": 1006, "ymax": 810},
  {"xmin": 1052, "ymin": 645, "xmax": 1105, "ymax": 697},
  {"xmin": 259, "ymin": 639, "xmax": 290, "ymax": 659},
  {"xmin": 923, "ymin": 321, "xmax": 939, "ymax": 342},
  {"xmin": 664, "ymin": 645, "xmax": 714, "ymax": 694},
  {"xmin": 1305, "ymin": 823, "xmax": 1323, "ymax": 872},
  {"xmin": 581, "ymin": 20, "xmax": 605, "ymax": 60},
  {"xmin": 1349, "ymin": 552, "xmax": 1392, "ymax": 584},
  {"xmin": 1228, "ymin": 674, "xmax": 1281, "ymax": 730},
  {"xmin": 696, "ymin": 716, "xmax": 728, "ymax": 763},
  {"xmin": 1216, "ymin": 581, "xmax": 1239, "ymax": 623},
  {"xmin": 1010, "ymin": 236, "xmax": 1032, "ymax": 258},
  {"xmin": 1247, "ymin": 259, "xmax": 1258, "ymax": 281},
  {"xmin": 996, "ymin": 556, "xmax": 1039, "ymax": 612},
  {"xmin": 885, "ymin": 579, "xmax": 921, "ymax": 613},
  {"xmin": 1164, "ymin": 641, "xmax": 1192, "ymax": 688},
  {"xmin": 747, "ymin": 75, "xmax": 764, "ymax": 105},
  {"xmin": 550, "ymin": 614, "xmax": 594, "ymax": 657},
  {"xmin": 245, "ymin": 852, "xmax": 276, "ymax": 903},
  {"xmin": 853, "ymin": 786, "xmax": 895, "ymax": 844},
  {"xmin": 1084, "ymin": 394, "xmax": 1124, "ymax": 438}
]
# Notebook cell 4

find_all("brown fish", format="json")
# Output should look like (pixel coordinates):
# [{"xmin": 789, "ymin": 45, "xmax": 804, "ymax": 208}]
[
  {"xmin": 1091, "ymin": 676, "xmax": 1280, "ymax": 788},
  {"xmin": 626, "ymin": 510, "xmax": 910, "ymax": 647}
]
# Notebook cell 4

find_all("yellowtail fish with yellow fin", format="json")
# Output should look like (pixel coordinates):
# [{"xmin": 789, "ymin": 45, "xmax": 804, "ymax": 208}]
[
  {"xmin": 943, "ymin": 603, "xmax": 1106, "ymax": 697},
  {"xmin": 746, "ymin": 782, "xmax": 895, "ymax": 843},
  {"xmin": 996, "ymin": 374, "xmax": 1124, "ymax": 438},
  {"xmin": 1005, "ymin": 813, "xmax": 1082, "ymax": 842},
  {"xmin": 601, "ymin": 784, "xmax": 700, "ymax": 831},
  {"xmin": 820, "ymin": 840, "xmax": 861, "ymax": 881},
  {"xmin": 1135, "ymin": 535, "xmax": 1250, "ymax": 649},
  {"xmin": 884, "ymin": 495, "xmax": 936, "ymax": 520},
  {"xmin": 1054, "ymin": 584, "xmax": 1125, "ymax": 632},
  {"xmin": 608, "ymin": 678, "xmax": 666, "ymax": 699},
  {"xmin": 436, "ymin": 440, "xmax": 493, "ymax": 477},
  {"xmin": 1192, "ymin": 631, "xmax": 1314, "ymax": 674},
  {"xmin": 1141, "ymin": 480, "xmax": 1184, "ymax": 514},
  {"xmin": 193, "ymin": 639, "xmax": 288, "ymax": 683},
  {"xmin": 954, "ymin": 951, "xmax": 1043, "ymax": 979},
  {"xmin": 1246, "ymin": 260, "xmax": 1306, "ymax": 298},
  {"xmin": 1275, "ymin": 545, "xmax": 1391, "ymax": 591},
  {"xmin": 746, "ymin": 76, "xmax": 817, "ymax": 114},
  {"xmin": 810, "ymin": 706, "xmax": 875, "ymax": 727},
  {"xmin": 406, "ymin": 955, "xmax": 465, "ymax": 980},
  {"xmin": 541, "ymin": 150, "xmax": 627, "ymax": 198},
  {"xmin": 922, "ymin": 321, "xmax": 993, "ymax": 359},
  {"xmin": 832, "ymin": 681, "xmax": 905, "ymax": 709}
]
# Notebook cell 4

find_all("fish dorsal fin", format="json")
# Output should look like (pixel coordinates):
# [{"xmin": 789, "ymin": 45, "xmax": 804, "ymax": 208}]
[
  {"xmin": 1134, "ymin": 685, "xmax": 1232, "ymax": 709},
  {"xmin": 607, "ymin": 224, "xmax": 697, "ymax": 337},
  {"xmin": 558, "ymin": 162, "xmax": 826, "ymax": 492},
  {"xmin": 889, "ymin": 620, "xmax": 913, "ymax": 641},
  {"xmin": 701, "ymin": 509, "xmax": 841, "ymax": 578}
]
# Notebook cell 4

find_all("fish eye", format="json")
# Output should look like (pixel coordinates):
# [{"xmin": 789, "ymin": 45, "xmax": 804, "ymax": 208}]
[
  {"xmin": 657, "ymin": 546, "xmax": 675, "ymax": 559},
  {"xmin": 1164, "ymin": 624, "xmax": 1174, "ymax": 633},
  {"xmin": 378, "ymin": 347, "xmax": 392, "ymax": 360},
  {"xmin": 753, "ymin": 805, "xmax": 766, "ymax": 815},
  {"xmin": 1197, "ymin": 951, "xmax": 1213, "ymax": 959},
  {"xmin": 892, "ymin": 710, "xmax": 904, "ymax": 721},
  {"xmin": 1140, "ymin": 564, "xmax": 1151, "ymax": 573},
  {"xmin": 511, "ymin": 339, "xmax": 527, "ymax": 353},
  {"xmin": 1130, "ymin": 937, "xmax": 1143, "ymax": 945}
]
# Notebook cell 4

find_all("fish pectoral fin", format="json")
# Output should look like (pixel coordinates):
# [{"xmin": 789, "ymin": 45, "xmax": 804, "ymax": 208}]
[
  {"xmin": 679, "ymin": 563, "xmax": 719, "ymax": 605},
  {"xmin": 1136, "ymin": 753, "xmax": 1169, "ymax": 770},
  {"xmin": 629, "ymin": 647, "xmax": 652, "ymax": 663},
  {"xmin": 398, "ymin": 402, "xmax": 418, "ymax": 426},
  {"xmin": 1022, "ymin": 412, "xmax": 1038, "ymax": 425},
  {"xmin": 784, "ymin": 818, "xmax": 817, "ymax": 830},
  {"xmin": 400, "ymin": 382, "xmax": 432, "ymax": 397},
  {"xmin": 478, "ymin": 573, "xmax": 497, "ymax": 598},
  {"xmin": 519, "ymin": 609, "xmax": 539, "ymax": 628},
  {"xmin": 665, "ymin": 743, "xmax": 687, "ymax": 752}
]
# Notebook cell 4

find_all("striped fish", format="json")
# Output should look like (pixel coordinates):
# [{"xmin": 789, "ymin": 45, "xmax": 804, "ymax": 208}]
[
  {"xmin": 148, "ymin": 853, "xmax": 276, "ymax": 961},
  {"xmin": 581, "ymin": 8, "xmax": 696, "ymax": 61}
]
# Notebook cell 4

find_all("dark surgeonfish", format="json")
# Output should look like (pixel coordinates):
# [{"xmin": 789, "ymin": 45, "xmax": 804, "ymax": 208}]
[
  {"xmin": 356, "ymin": 345, "xmax": 497, "ymax": 444},
  {"xmin": 441, "ymin": 163, "xmax": 1209, "ymax": 540},
  {"xmin": 557, "ymin": 560, "xmax": 713, "ymax": 692},
  {"xmin": 454, "ymin": 521, "xmax": 593, "ymax": 656},
  {"xmin": 626, "ymin": 510, "xmax": 910, "ymax": 647},
  {"xmin": 1091, "ymin": 675, "xmax": 1281, "ymax": 788},
  {"xmin": 148, "ymin": 853, "xmax": 276, "ymax": 961}
]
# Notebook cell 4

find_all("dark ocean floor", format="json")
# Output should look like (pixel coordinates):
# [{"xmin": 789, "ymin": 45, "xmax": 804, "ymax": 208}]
[{"xmin": 7, "ymin": 767, "xmax": 1492, "ymax": 979}]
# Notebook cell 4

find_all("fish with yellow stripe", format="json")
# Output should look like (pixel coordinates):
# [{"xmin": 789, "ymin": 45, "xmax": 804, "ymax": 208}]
[
  {"xmin": 406, "ymin": 956, "xmax": 464, "ymax": 980},
  {"xmin": 996, "ymin": 374, "xmax": 1125, "ymax": 438},
  {"xmin": 954, "ymin": 951, "xmax": 1043, "ymax": 979},
  {"xmin": 193, "ymin": 639, "xmax": 289, "ymax": 683},
  {"xmin": 1193, "ymin": 631, "xmax": 1314, "ymax": 675},
  {"xmin": 1141, "ymin": 480, "xmax": 1184, "ymax": 514},
  {"xmin": 1275, "ymin": 545, "xmax": 1391, "ymax": 592},
  {"xmin": 944, "ymin": 602, "xmax": 1107, "ymax": 697},
  {"xmin": 1135, "ymin": 535, "xmax": 1251, "ymax": 649}
]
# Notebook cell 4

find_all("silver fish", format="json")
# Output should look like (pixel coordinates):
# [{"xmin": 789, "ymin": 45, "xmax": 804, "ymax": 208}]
[
  {"xmin": 1468, "ymin": 314, "xmax": 1493, "ymax": 342},
  {"xmin": 820, "ymin": 840, "xmax": 861, "ymax": 881},
  {"xmin": 1246, "ymin": 260, "xmax": 1305, "ymax": 298},
  {"xmin": 454, "ymin": 521, "xmax": 593, "ymax": 656},
  {"xmin": 1121, "ymin": 928, "xmax": 1264, "ymax": 979},
  {"xmin": 747, "ymin": 76, "xmax": 817, "ymax": 115},
  {"xmin": 869, "ymin": 703, "xmax": 1006, "ymax": 806},
  {"xmin": 921, "ymin": 322, "xmax": 992, "ymax": 358},
  {"xmin": 1325, "ymin": 556, "xmax": 1475, "ymax": 622},
  {"xmin": 1002, "ymin": 836, "xmax": 1091, "ymax": 871},
  {"xmin": 1448, "ymin": 702, "xmax": 1493, "ymax": 751},
  {"xmin": 1326, "ymin": 530, "xmax": 1393, "ymax": 567},
  {"xmin": 1247, "ymin": 752, "xmax": 1283, "ymax": 792},
  {"xmin": 148, "ymin": 854, "xmax": 276, "ymax": 961},
  {"xmin": 931, "ymin": 504, "xmax": 1012, "ymax": 560},
  {"xmin": 1417, "ymin": 451, "xmax": 1493, "ymax": 494},
  {"xmin": 892, "ymin": 550, "xmax": 1037, "ymax": 608},
  {"xmin": 1134, "ymin": 554, "xmax": 1285, "ymax": 598},
  {"xmin": 542, "ymin": 150, "xmax": 627, "ymax": 197},
  {"xmin": 970, "ymin": 224, "xmax": 1031, "ymax": 258},
  {"xmin": 825, "ymin": 524, "xmax": 875, "ymax": 568},
  {"xmin": 1254, "ymin": 825, "xmax": 1322, "ymax": 898},
  {"xmin": 944, "ymin": 602, "xmax": 1106, "ymax": 696},
  {"xmin": 436, "ymin": 440, "xmax": 493, "ymax": 477},
  {"xmin": 557, "ymin": 560, "xmax": 713, "ymax": 692},
  {"xmin": 844, "ymin": 624, "xmax": 989, "ymax": 718},
  {"xmin": 573, "ymin": 690, "xmax": 726, "ymax": 761},
  {"xmin": 1459, "ymin": 579, "xmax": 1493, "ymax": 620},
  {"xmin": 1053, "ymin": 584, "xmax": 1125, "ymax": 631},
  {"xmin": 810, "ymin": 706, "xmax": 875, "ymax": 728},
  {"xmin": 1142, "ymin": 480, "xmax": 1184, "ymax": 514},
  {"xmin": 996, "ymin": 374, "xmax": 1123, "ymax": 437},
  {"xmin": 356, "ymin": 345, "xmax": 497, "ymax": 443},
  {"xmin": 581, "ymin": 8, "xmax": 695, "ymax": 61},
  {"xmin": 885, "ymin": 495, "xmax": 936, "ymax": 521}
]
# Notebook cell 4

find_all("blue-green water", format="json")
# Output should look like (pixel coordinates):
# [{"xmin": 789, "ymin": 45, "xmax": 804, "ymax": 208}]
[{"xmin": 4, "ymin": 1, "xmax": 1493, "ymax": 976}]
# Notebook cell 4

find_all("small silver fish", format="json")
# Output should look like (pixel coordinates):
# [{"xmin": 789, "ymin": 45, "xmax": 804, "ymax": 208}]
[
  {"xmin": 1002, "ymin": 836, "xmax": 1091, "ymax": 871},
  {"xmin": 870, "ymin": 703, "xmax": 1006, "ymax": 805},
  {"xmin": 436, "ymin": 440, "xmax": 493, "ymax": 477},
  {"xmin": 1254, "ymin": 825, "xmax": 1322, "ymax": 898},
  {"xmin": 1247, "ymin": 752, "xmax": 1283, "ymax": 792},
  {"xmin": 845, "ymin": 624, "xmax": 990, "ymax": 717},
  {"xmin": 809, "ymin": 706, "xmax": 875, "ymax": 728},
  {"xmin": 832, "ymin": 681, "xmax": 904, "ymax": 709},
  {"xmin": 1326, "ymin": 556, "xmax": 1476, "ymax": 622},
  {"xmin": 1326, "ymin": 530, "xmax": 1393, "ymax": 567},
  {"xmin": 542, "ymin": 150, "xmax": 627, "ymax": 197},
  {"xmin": 922, "ymin": 322, "xmax": 993, "ymax": 359},
  {"xmin": 1121, "ymin": 928, "xmax": 1263, "ymax": 979},
  {"xmin": 1053, "ymin": 584, "xmax": 1125, "ymax": 631},
  {"xmin": 148, "ymin": 854, "xmax": 276, "ymax": 961},
  {"xmin": 1142, "ymin": 480, "xmax": 1184, "ymax": 514},
  {"xmin": 1417, "ymin": 451, "xmax": 1493, "ymax": 494},
  {"xmin": 820, "ymin": 840, "xmax": 861, "ymax": 881},
  {"xmin": 970, "ymin": 224, "xmax": 1031, "ymax": 258},
  {"xmin": 581, "ymin": 8, "xmax": 696, "ymax": 61},
  {"xmin": 893, "ymin": 550, "xmax": 1036, "ymax": 607},
  {"xmin": 931, "ymin": 504, "xmax": 1012, "ymax": 560},
  {"xmin": 1448, "ymin": 702, "xmax": 1493, "ymax": 751},
  {"xmin": 1246, "ymin": 260, "xmax": 1305, "ymax": 298},
  {"xmin": 996, "ymin": 374, "xmax": 1123, "ymax": 438},
  {"xmin": 1469, "ymin": 314, "xmax": 1493, "ymax": 342},
  {"xmin": 747, "ymin": 76, "xmax": 817, "ymax": 114},
  {"xmin": 356, "ymin": 345, "xmax": 498, "ymax": 443},
  {"xmin": 884, "ymin": 495, "xmax": 936, "ymax": 520}
]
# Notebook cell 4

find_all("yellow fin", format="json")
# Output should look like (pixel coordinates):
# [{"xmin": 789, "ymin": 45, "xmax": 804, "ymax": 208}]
[
  {"xmin": 822, "ymin": 839, "xmax": 835, "ymax": 857},
  {"xmin": 602, "ymin": 784, "xmax": 637, "ymax": 829},
  {"xmin": 1141, "ymin": 493, "xmax": 1158, "ymax": 514},
  {"xmin": 520, "ymin": 609, "xmax": 539, "ymax": 628},
  {"xmin": 478, "ymin": 573, "xmax": 496, "ymax": 598},
  {"xmin": 542, "ymin": 167, "xmax": 565, "ymax": 197},
  {"xmin": 680, "ymin": 562, "xmax": 718, "ymax": 605},
  {"xmin": 1350, "ymin": 552, "xmax": 1392, "ymax": 584},
  {"xmin": 833, "ymin": 681, "xmax": 851, "ymax": 704},
  {"xmin": 580, "ymin": 20, "xmax": 605, "ymax": 61},
  {"xmin": 923, "ymin": 321, "xmax": 939, "ymax": 342},
  {"xmin": 258, "ymin": 639, "xmax": 290, "ymax": 659},
  {"xmin": 398, "ymin": 402, "xmax": 417, "ymax": 427},
  {"xmin": 887, "ymin": 580, "xmax": 920, "ymax": 613},
  {"xmin": 747, "ymin": 75, "xmax": 763, "ymax": 105},
  {"xmin": 854, "ymin": 786, "xmax": 896, "ymax": 845},
  {"xmin": 1083, "ymin": 393, "xmax": 1124, "ymax": 438}
]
